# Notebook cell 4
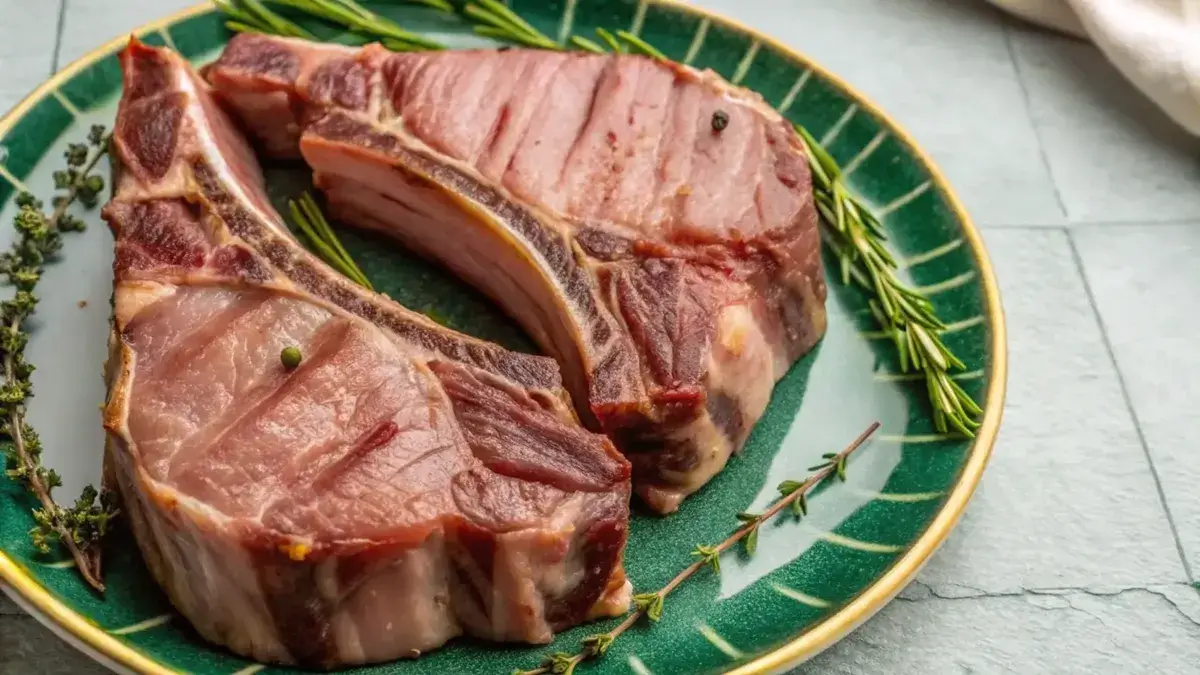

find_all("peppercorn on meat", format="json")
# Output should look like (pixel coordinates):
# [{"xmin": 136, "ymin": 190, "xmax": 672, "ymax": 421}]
[{"xmin": 101, "ymin": 38, "xmax": 631, "ymax": 669}]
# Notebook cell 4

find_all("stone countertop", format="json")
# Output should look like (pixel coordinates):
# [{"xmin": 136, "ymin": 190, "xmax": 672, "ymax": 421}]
[{"xmin": 2, "ymin": 1, "xmax": 1199, "ymax": 673}]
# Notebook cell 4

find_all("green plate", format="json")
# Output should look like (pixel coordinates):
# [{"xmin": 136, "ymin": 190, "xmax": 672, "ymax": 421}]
[{"xmin": 0, "ymin": 2, "xmax": 1006, "ymax": 674}]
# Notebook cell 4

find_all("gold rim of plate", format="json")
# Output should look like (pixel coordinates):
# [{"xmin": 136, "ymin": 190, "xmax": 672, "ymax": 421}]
[{"xmin": 0, "ymin": 2, "xmax": 1008, "ymax": 674}]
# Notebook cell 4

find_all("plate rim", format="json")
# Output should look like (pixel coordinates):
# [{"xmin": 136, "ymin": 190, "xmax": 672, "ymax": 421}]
[{"xmin": 0, "ymin": 2, "xmax": 1008, "ymax": 674}]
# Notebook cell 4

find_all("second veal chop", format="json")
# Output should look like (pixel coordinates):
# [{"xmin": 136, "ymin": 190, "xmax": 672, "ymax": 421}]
[
  {"xmin": 102, "ymin": 39, "xmax": 630, "ymax": 667},
  {"xmin": 207, "ymin": 34, "xmax": 828, "ymax": 513}
]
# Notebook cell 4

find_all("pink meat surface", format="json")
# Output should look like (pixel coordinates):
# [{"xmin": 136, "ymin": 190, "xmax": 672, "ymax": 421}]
[{"xmin": 102, "ymin": 39, "xmax": 631, "ymax": 668}]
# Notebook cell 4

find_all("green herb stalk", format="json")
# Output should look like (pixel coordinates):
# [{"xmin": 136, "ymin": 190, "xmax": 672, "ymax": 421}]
[
  {"xmin": 515, "ymin": 422, "xmax": 879, "ymax": 675},
  {"xmin": 0, "ymin": 126, "xmax": 118, "ymax": 592}
]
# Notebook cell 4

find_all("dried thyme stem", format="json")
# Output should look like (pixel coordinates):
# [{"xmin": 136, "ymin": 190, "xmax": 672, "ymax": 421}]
[
  {"xmin": 1, "ymin": 128, "xmax": 117, "ymax": 592},
  {"xmin": 516, "ymin": 422, "xmax": 880, "ymax": 675}
]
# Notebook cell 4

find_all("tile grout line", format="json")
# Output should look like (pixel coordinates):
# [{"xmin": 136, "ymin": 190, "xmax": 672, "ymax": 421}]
[
  {"xmin": 50, "ymin": 0, "xmax": 68, "ymax": 74},
  {"xmin": 1003, "ymin": 23, "xmax": 1069, "ymax": 221},
  {"xmin": 1065, "ymin": 229, "xmax": 1196, "ymax": 585},
  {"xmin": 1065, "ymin": 219, "xmax": 1200, "ymax": 229},
  {"xmin": 977, "ymin": 219, "xmax": 1200, "ymax": 230}
]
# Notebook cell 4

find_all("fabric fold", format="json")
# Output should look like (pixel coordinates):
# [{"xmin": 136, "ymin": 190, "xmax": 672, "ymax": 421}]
[{"xmin": 987, "ymin": 0, "xmax": 1200, "ymax": 136}]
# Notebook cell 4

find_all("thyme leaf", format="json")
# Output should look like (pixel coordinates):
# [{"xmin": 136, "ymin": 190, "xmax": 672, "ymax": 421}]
[{"xmin": 691, "ymin": 543, "xmax": 721, "ymax": 573}]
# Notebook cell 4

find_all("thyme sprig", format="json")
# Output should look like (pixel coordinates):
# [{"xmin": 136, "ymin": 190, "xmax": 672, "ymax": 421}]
[
  {"xmin": 0, "ymin": 126, "xmax": 118, "ymax": 592},
  {"xmin": 515, "ymin": 422, "xmax": 880, "ymax": 675},
  {"xmin": 793, "ymin": 127, "xmax": 982, "ymax": 436},
  {"xmin": 214, "ymin": 1, "xmax": 983, "ymax": 436},
  {"xmin": 287, "ymin": 192, "xmax": 373, "ymax": 290}
]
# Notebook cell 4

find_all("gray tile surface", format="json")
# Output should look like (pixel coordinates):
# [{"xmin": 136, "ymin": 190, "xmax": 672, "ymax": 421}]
[
  {"xmin": 1008, "ymin": 31, "xmax": 1200, "ymax": 224},
  {"xmin": 4, "ymin": 1, "xmax": 1200, "ymax": 674},
  {"xmin": 801, "ymin": 584, "xmax": 1200, "ymax": 674},
  {"xmin": 1073, "ymin": 224, "xmax": 1200, "ymax": 573},
  {"xmin": 689, "ymin": 0, "xmax": 1066, "ymax": 227},
  {"xmin": 0, "ymin": 3, "xmax": 60, "ymax": 114},
  {"xmin": 0, "ymin": 616, "xmax": 106, "ymax": 674},
  {"xmin": 913, "ymin": 228, "xmax": 1186, "ymax": 593},
  {"xmin": 57, "ymin": 0, "xmax": 197, "ymax": 66}
]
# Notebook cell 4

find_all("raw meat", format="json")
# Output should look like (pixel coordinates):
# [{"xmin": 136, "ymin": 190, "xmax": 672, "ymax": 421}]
[
  {"xmin": 101, "ymin": 39, "xmax": 631, "ymax": 668},
  {"xmin": 206, "ymin": 35, "xmax": 827, "ymax": 513}
]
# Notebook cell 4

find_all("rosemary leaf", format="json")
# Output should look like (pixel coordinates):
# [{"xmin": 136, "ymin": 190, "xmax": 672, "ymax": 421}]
[
  {"xmin": 225, "ymin": 20, "xmax": 268, "ymax": 34},
  {"xmin": 241, "ymin": 0, "xmax": 314, "ymax": 38},
  {"xmin": 569, "ymin": 35, "xmax": 606, "ymax": 54},
  {"xmin": 474, "ymin": 0, "xmax": 546, "ymax": 43},
  {"xmin": 288, "ymin": 197, "xmax": 373, "ymax": 289},
  {"xmin": 616, "ymin": 30, "xmax": 667, "ymax": 60},
  {"xmin": 297, "ymin": 193, "xmax": 373, "ymax": 289},
  {"xmin": 595, "ymin": 27, "xmax": 622, "ymax": 54}
]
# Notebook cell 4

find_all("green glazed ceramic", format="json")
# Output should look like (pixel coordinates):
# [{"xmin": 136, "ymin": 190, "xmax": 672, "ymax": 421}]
[{"xmin": 0, "ymin": 2, "xmax": 1006, "ymax": 674}]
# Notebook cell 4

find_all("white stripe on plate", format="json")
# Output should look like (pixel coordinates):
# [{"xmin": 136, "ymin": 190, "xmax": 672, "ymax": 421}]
[
  {"xmin": 109, "ymin": 614, "xmax": 172, "ymax": 636},
  {"xmin": 53, "ymin": 90, "xmax": 81, "ymax": 116},
  {"xmin": 771, "ymin": 583, "xmax": 831, "ymax": 608},
  {"xmin": 855, "ymin": 489, "xmax": 946, "ymax": 503},
  {"xmin": 878, "ymin": 433, "xmax": 956, "ymax": 444},
  {"xmin": 683, "ymin": 18, "xmax": 710, "ymax": 65},
  {"xmin": 730, "ymin": 40, "xmax": 761, "ymax": 84},
  {"xmin": 777, "ymin": 70, "xmax": 812, "ymax": 113},
  {"xmin": 0, "ymin": 164, "xmax": 31, "ymax": 195},
  {"xmin": 840, "ymin": 130, "xmax": 888, "ymax": 178},
  {"xmin": 695, "ymin": 622, "xmax": 744, "ymax": 659},
  {"xmin": 900, "ymin": 237, "xmax": 962, "ymax": 269},
  {"xmin": 557, "ymin": 0, "xmax": 579, "ymax": 44},
  {"xmin": 158, "ymin": 28, "xmax": 178, "ymax": 52},
  {"xmin": 943, "ymin": 315, "xmax": 985, "ymax": 333},
  {"xmin": 629, "ymin": 0, "xmax": 648, "ymax": 36},
  {"xmin": 916, "ymin": 270, "xmax": 977, "ymax": 295},
  {"xmin": 815, "ymin": 530, "xmax": 903, "ymax": 554},
  {"xmin": 628, "ymin": 654, "xmax": 655, "ymax": 675},
  {"xmin": 819, "ymin": 104, "xmax": 858, "ymax": 146},
  {"xmin": 878, "ymin": 181, "xmax": 932, "ymax": 219}
]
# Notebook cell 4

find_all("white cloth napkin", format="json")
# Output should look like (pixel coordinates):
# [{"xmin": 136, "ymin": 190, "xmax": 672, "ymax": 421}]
[{"xmin": 986, "ymin": 0, "xmax": 1200, "ymax": 135}]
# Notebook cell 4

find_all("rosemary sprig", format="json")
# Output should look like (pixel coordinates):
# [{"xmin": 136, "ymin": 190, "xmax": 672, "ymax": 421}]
[
  {"xmin": 276, "ymin": 0, "xmax": 446, "ymax": 50},
  {"xmin": 0, "ymin": 126, "xmax": 119, "ymax": 592},
  {"xmin": 219, "ymin": 0, "xmax": 445, "ymax": 50},
  {"xmin": 515, "ymin": 422, "xmax": 880, "ymax": 675},
  {"xmin": 212, "ymin": 0, "xmax": 313, "ymax": 38},
  {"xmin": 793, "ymin": 127, "xmax": 982, "ymax": 436},
  {"xmin": 288, "ymin": 192, "xmax": 373, "ymax": 290}
]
